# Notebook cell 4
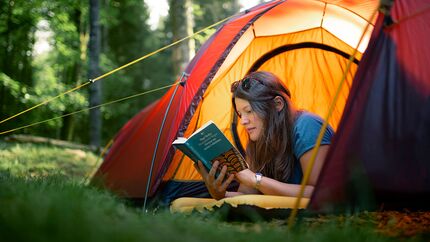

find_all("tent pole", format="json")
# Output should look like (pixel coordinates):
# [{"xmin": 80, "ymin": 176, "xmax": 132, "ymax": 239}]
[{"xmin": 143, "ymin": 72, "xmax": 187, "ymax": 211}]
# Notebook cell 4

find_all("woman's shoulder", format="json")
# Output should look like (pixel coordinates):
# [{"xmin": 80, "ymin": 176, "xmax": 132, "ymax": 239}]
[
  {"xmin": 295, "ymin": 111, "xmax": 324, "ymax": 126},
  {"xmin": 293, "ymin": 110, "xmax": 335, "ymax": 135},
  {"xmin": 292, "ymin": 110, "xmax": 335, "ymax": 159}
]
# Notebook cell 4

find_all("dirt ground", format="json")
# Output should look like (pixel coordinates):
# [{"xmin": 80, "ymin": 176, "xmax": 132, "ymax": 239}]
[{"xmin": 375, "ymin": 211, "xmax": 430, "ymax": 237}]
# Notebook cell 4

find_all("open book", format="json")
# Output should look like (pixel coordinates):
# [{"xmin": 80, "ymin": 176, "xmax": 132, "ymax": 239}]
[{"xmin": 172, "ymin": 120, "xmax": 248, "ymax": 175}]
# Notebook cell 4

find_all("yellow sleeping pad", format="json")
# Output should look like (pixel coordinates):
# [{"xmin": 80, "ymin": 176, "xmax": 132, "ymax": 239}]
[{"xmin": 170, "ymin": 194, "xmax": 309, "ymax": 213}]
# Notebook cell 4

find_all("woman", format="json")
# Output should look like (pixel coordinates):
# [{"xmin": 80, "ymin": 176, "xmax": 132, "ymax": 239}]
[{"xmin": 195, "ymin": 71, "xmax": 334, "ymax": 200}]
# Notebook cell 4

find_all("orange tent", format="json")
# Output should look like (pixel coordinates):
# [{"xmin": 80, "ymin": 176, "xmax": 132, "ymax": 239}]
[{"xmin": 93, "ymin": 0, "xmax": 430, "ymax": 210}]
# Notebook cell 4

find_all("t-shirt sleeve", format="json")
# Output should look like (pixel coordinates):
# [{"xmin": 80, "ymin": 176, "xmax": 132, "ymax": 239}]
[{"xmin": 293, "ymin": 113, "xmax": 335, "ymax": 160}]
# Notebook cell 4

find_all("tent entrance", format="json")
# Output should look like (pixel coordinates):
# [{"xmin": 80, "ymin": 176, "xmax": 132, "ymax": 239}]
[
  {"xmin": 166, "ymin": 39, "xmax": 363, "ymax": 183},
  {"xmin": 249, "ymin": 42, "xmax": 360, "ymax": 73}
]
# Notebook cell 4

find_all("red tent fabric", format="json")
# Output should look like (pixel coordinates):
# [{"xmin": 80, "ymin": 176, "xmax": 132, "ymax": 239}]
[{"xmin": 310, "ymin": 0, "xmax": 430, "ymax": 211}]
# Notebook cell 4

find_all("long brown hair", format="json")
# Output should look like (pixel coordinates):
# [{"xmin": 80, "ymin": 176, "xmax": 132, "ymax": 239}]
[{"xmin": 231, "ymin": 71, "xmax": 295, "ymax": 182}]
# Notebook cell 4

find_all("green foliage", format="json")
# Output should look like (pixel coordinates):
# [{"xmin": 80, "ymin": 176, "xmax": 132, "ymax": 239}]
[
  {"xmin": 42, "ymin": 0, "xmax": 88, "ymax": 80},
  {"xmin": 0, "ymin": 0, "xmax": 41, "ymax": 132},
  {"xmin": 99, "ymin": 0, "xmax": 174, "ymax": 143},
  {"xmin": 0, "ymin": 72, "xmax": 21, "ymax": 98},
  {"xmin": 192, "ymin": 0, "xmax": 240, "ymax": 48},
  {"xmin": 0, "ymin": 55, "xmax": 88, "ymax": 139},
  {"xmin": 40, "ymin": 0, "xmax": 90, "ymax": 142},
  {"xmin": 0, "ymin": 0, "xmax": 42, "ymax": 85},
  {"xmin": 0, "ymin": 0, "xmax": 90, "ymax": 142},
  {"xmin": 33, "ymin": 54, "xmax": 88, "ymax": 113}
]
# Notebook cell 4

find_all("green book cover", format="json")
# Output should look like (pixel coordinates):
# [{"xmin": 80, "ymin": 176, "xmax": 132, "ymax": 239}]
[{"xmin": 172, "ymin": 120, "xmax": 248, "ymax": 174}]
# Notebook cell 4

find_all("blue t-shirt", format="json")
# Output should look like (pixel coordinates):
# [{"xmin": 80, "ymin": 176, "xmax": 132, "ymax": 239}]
[{"xmin": 287, "ymin": 111, "xmax": 335, "ymax": 184}]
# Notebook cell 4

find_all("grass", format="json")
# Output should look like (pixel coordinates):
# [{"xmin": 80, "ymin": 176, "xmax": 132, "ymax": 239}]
[
  {"xmin": 0, "ymin": 140, "xmax": 428, "ymax": 242},
  {"xmin": 0, "ymin": 141, "xmax": 98, "ymax": 180}
]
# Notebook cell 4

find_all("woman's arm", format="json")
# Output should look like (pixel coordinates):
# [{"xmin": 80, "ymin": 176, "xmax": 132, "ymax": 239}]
[
  {"xmin": 225, "ymin": 183, "xmax": 259, "ymax": 197},
  {"xmin": 299, "ymin": 144, "xmax": 330, "ymax": 186},
  {"xmin": 234, "ymin": 145, "xmax": 330, "ymax": 198},
  {"xmin": 234, "ymin": 169, "xmax": 314, "ymax": 197}
]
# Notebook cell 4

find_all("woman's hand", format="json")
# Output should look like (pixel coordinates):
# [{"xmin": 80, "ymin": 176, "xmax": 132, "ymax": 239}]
[
  {"xmin": 234, "ymin": 169, "xmax": 256, "ymax": 188},
  {"xmin": 194, "ymin": 160, "xmax": 235, "ymax": 200}
]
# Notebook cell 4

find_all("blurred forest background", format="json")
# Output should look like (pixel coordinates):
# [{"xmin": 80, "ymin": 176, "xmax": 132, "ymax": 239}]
[{"xmin": 0, "ymin": 0, "xmax": 258, "ymax": 147}]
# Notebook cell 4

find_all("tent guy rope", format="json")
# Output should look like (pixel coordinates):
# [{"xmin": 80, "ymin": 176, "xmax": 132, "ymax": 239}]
[
  {"xmin": 0, "ymin": 83, "xmax": 179, "ymax": 136},
  {"xmin": 0, "ymin": 15, "xmax": 234, "ymax": 128},
  {"xmin": 83, "ymin": 138, "xmax": 114, "ymax": 185},
  {"xmin": 0, "ymin": 82, "xmax": 91, "ymax": 126}
]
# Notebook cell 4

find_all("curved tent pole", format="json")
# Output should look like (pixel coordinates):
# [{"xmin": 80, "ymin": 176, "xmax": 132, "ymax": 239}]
[{"xmin": 143, "ymin": 72, "xmax": 187, "ymax": 211}]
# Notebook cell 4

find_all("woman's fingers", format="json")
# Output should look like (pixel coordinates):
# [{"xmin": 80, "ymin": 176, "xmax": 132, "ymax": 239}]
[
  {"xmin": 193, "ymin": 162, "xmax": 200, "ymax": 174},
  {"xmin": 215, "ymin": 164, "xmax": 227, "ymax": 186},
  {"xmin": 221, "ymin": 174, "xmax": 235, "ymax": 191},
  {"xmin": 208, "ymin": 160, "xmax": 219, "ymax": 179},
  {"xmin": 196, "ymin": 160, "xmax": 209, "ymax": 177},
  {"xmin": 197, "ymin": 160, "xmax": 217, "ymax": 184},
  {"xmin": 195, "ymin": 160, "xmax": 231, "ymax": 200}
]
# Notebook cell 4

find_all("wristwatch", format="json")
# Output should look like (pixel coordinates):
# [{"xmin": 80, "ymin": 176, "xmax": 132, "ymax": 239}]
[{"xmin": 255, "ymin": 172, "xmax": 263, "ymax": 190}]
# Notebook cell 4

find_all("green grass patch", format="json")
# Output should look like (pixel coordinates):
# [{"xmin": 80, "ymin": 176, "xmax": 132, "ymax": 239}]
[
  {"xmin": 0, "ymin": 141, "xmax": 98, "ymax": 180},
  {"xmin": 1, "ymin": 173, "xmax": 407, "ymax": 242},
  {"xmin": 0, "ymin": 140, "xmax": 427, "ymax": 242}
]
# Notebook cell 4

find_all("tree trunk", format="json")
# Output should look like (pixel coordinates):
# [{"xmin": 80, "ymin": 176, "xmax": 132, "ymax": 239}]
[
  {"xmin": 169, "ymin": 0, "xmax": 196, "ymax": 76},
  {"xmin": 88, "ymin": 0, "xmax": 102, "ymax": 147},
  {"xmin": 60, "ymin": 115, "xmax": 75, "ymax": 141}
]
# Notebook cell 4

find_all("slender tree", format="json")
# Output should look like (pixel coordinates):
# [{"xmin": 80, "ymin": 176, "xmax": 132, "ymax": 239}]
[
  {"xmin": 169, "ymin": 0, "xmax": 195, "ymax": 76},
  {"xmin": 88, "ymin": 0, "xmax": 102, "ymax": 147}
]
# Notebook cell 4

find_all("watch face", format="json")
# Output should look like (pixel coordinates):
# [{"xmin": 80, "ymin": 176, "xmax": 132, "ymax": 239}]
[{"xmin": 255, "ymin": 173, "xmax": 262, "ymax": 189}]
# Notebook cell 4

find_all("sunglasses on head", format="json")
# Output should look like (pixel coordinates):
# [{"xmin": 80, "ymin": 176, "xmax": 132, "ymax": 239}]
[
  {"xmin": 231, "ymin": 77, "xmax": 291, "ymax": 98},
  {"xmin": 231, "ymin": 77, "xmax": 265, "ymax": 92}
]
